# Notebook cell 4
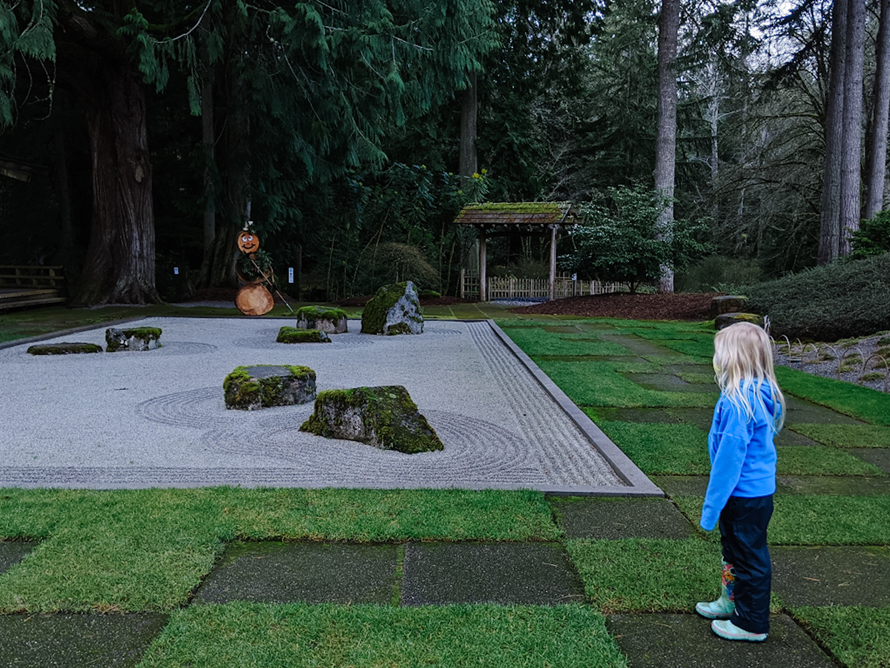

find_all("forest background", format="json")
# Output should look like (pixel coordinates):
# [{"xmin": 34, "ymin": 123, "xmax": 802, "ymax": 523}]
[{"xmin": 1, "ymin": 0, "xmax": 888, "ymax": 305}]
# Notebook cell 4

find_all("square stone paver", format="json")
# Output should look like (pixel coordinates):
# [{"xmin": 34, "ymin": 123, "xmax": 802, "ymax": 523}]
[
  {"xmin": 606, "ymin": 613, "xmax": 835, "ymax": 668},
  {"xmin": 621, "ymin": 373, "xmax": 717, "ymax": 394},
  {"xmin": 776, "ymin": 475, "xmax": 890, "ymax": 496},
  {"xmin": 0, "ymin": 541, "xmax": 33, "ymax": 574},
  {"xmin": 550, "ymin": 497, "xmax": 694, "ymax": 539},
  {"xmin": 194, "ymin": 541, "xmax": 398, "ymax": 605},
  {"xmin": 785, "ymin": 396, "xmax": 865, "ymax": 425},
  {"xmin": 666, "ymin": 408, "xmax": 714, "ymax": 430},
  {"xmin": 0, "ymin": 613, "xmax": 168, "ymax": 668},
  {"xmin": 771, "ymin": 546, "xmax": 890, "ymax": 606},
  {"xmin": 648, "ymin": 476, "xmax": 709, "ymax": 498},
  {"xmin": 849, "ymin": 448, "xmax": 890, "ymax": 474},
  {"xmin": 401, "ymin": 542, "xmax": 585, "ymax": 606}
]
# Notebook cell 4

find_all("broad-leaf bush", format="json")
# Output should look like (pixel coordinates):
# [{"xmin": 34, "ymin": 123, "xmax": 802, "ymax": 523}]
[
  {"xmin": 561, "ymin": 185, "xmax": 710, "ymax": 294},
  {"xmin": 745, "ymin": 253, "xmax": 890, "ymax": 340}
]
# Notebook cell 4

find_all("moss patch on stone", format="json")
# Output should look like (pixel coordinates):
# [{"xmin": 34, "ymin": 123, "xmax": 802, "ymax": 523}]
[
  {"xmin": 276, "ymin": 327, "xmax": 331, "ymax": 344},
  {"xmin": 296, "ymin": 306, "xmax": 347, "ymax": 322},
  {"xmin": 361, "ymin": 282, "xmax": 423, "ymax": 335},
  {"xmin": 714, "ymin": 312, "xmax": 765, "ymax": 330},
  {"xmin": 27, "ymin": 343, "xmax": 102, "ymax": 355},
  {"xmin": 300, "ymin": 385, "xmax": 443, "ymax": 454},
  {"xmin": 224, "ymin": 365, "xmax": 317, "ymax": 410}
]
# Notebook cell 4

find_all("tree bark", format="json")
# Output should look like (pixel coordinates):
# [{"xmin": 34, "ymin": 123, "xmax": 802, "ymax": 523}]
[
  {"xmin": 819, "ymin": 0, "xmax": 847, "ymax": 265},
  {"xmin": 839, "ymin": 0, "xmax": 866, "ymax": 258},
  {"xmin": 864, "ymin": 0, "xmax": 890, "ymax": 220},
  {"xmin": 654, "ymin": 0, "xmax": 680, "ymax": 293},
  {"xmin": 201, "ymin": 43, "xmax": 216, "ymax": 254},
  {"xmin": 71, "ymin": 59, "xmax": 159, "ymax": 305},
  {"xmin": 459, "ymin": 72, "xmax": 478, "ymax": 184}
]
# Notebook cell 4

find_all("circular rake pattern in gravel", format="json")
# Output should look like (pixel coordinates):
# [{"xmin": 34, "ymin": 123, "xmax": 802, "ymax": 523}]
[
  {"xmin": 135, "ymin": 386, "xmax": 234, "ymax": 430},
  {"xmin": 196, "ymin": 409, "xmax": 545, "ymax": 485}
]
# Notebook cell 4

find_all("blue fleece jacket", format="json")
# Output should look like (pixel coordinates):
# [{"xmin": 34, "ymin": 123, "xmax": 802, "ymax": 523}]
[{"xmin": 700, "ymin": 382, "xmax": 780, "ymax": 531}]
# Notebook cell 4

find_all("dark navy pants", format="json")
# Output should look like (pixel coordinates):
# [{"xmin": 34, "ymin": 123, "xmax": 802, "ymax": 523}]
[{"xmin": 719, "ymin": 495, "xmax": 773, "ymax": 634}]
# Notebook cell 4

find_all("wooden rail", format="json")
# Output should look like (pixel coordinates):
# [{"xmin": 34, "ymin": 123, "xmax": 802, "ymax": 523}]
[{"xmin": 0, "ymin": 265, "xmax": 67, "ymax": 310}]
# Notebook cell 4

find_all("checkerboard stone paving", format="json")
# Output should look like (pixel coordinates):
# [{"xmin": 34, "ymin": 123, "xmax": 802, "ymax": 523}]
[
  {"xmin": 606, "ymin": 613, "xmax": 837, "ymax": 668},
  {"xmin": 550, "ymin": 497, "xmax": 695, "ymax": 540}
]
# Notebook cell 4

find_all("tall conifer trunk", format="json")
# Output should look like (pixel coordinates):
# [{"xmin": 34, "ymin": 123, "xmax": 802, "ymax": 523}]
[
  {"xmin": 819, "ymin": 0, "xmax": 847, "ymax": 265},
  {"xmin": 864, "ymin": 0, "xmax": 890, "ymax": 220},
  {"xmin": 71, "ymin": 59, "xmax": 159, "ymax": 305},
  {"xmin": 839, "ymin": 0, "xmax": 866, "ymax": 257},
  {"xmin": 654, "ymin": 0, "xmax": 680, "ymax": 293}
]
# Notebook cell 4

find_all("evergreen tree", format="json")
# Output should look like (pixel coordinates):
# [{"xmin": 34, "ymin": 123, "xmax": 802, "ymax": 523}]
[{"xmin": 1, "ymin": 1, "xmax": 496, "ymax": 304}]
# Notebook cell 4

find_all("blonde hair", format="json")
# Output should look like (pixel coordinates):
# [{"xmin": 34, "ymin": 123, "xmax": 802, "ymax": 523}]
[{"xmin": 713, "ymin": 322, "xmax": 785, "ymax": 433}]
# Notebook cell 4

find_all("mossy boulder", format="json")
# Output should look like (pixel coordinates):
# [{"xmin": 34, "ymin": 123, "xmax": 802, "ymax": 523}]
[
  {"xmin": 106, "ymin": 327, "xmax": 162, "ymax": 352},
  {"xmin": 300, "ymin": 385, "xmax": 443, "ymax": 454},
  {"xmin": 276, "ymin": 327, "xmax": 331, "ymax": 344},
  {"xmin": 361, "ymin": 281, "xmax": 423, "ymax": 335},
  {"xmin": 295, "ymin": 306, "xmax": 348, "ymax": 334},
  {"xmin": 710, "ymin": 295, "xmax": 749, "ymax": 319},
  {"xmin": 224, "ymin": 365, "xmax": 317, "ymax": 410},
  {"xmin": 715, "ymin": 312, "xmax": 765, "ymax": 330},
  {"xmin": 27, "ymin": 343, "xmax": 103, "ymax": 355}
]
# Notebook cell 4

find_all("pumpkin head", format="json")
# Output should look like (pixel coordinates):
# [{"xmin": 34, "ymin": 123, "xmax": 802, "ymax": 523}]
[{"xmin": 237, "ymin": 231, "xmax": 260, "ymax": 253}]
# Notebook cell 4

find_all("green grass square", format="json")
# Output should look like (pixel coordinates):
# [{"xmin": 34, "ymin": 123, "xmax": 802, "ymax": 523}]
[
  {"xmin": 139, "ymin": 603, "xmax": 628, "ymax": 668},
  {"xmin": 791, "ymin": 606, "xmax": 890, "ymax": 668},
  {"xmin": 501, "ymin": 326, "xmax": 632, "ymax": 356},
  {"xmin": 789, "ymin": 424, "xmax": 890, "ymax": 448},
  {"xmin": 565, "ymin": 538, "xmax": 724, "ymax": 612},
  {"xmin": 594, "ymin": 422, "xmax": 710, "ymax": 475},
  {"xmin": 674, "ymin": 496, "xmax": 890, "ymax": 545}
]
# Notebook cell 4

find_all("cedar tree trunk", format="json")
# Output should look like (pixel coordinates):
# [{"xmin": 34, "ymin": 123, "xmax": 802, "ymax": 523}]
[{"xmin": 71, "ymin": 59, "xmax": 159, "ymax": 305}]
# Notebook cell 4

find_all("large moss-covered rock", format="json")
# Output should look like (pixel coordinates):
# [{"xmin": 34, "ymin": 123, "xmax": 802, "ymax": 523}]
[
  {"xmin": 27, "ymin": 343, "xmax": 103, "ymax": 355},
  {"xmin": 710, "ymin": 295, "xmax": 749, "ymax": 319},
  {"xmin": 224, "ymin": 365, "xmax": 316, "ymax": 410},
  {"xmin": 300, "ymin": 385, "xmax": 443, "ymax": 454},
  {"xmin": 106, "ymin": 327, "xmax": 162, "ymax": 352},
  {"xmin": 715, "ymin": 312, "xmax": 765, "ymax": 330},
  {"xmin": 277, "ymin": 327, "xmax": 331, "ymax": 343},
  {"xmin": 361, "ymin": 281, "xmax": 423, "ymax": 335},
  {"xmin": 295, "ymin": 306, "xmax": 348, "ymax": 334}
]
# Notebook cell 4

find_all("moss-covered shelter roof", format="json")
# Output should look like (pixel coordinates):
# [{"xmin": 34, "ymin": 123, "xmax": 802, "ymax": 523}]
[{"xmin": 454, "ymin": 202, "xmax": 579, "ymax": 229}]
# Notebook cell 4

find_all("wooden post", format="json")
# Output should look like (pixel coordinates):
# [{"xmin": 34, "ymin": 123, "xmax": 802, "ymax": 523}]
[
  {"xmin": 460, "ymin": 268, "xmax": 466, "ymax": 299},
  {"xmin": 479, "ymin": 227, "xmax": 487, "ymax": 302},
  {"xmin": 548, "ymin": 224, "xmax": 557, "ymax": 301}
]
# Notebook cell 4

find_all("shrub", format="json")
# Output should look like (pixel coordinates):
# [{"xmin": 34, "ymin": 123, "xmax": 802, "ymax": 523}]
[
  {"xmin": 745, "ymin": 253, "xmax": 890, "ymax": 340},
  {"xmin": 850, "ymin": 211, "xmax": 890, "ymax": 259}
]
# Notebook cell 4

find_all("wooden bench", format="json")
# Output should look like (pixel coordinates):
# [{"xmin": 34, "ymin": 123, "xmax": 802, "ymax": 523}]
[{"xmin": 0, "ymin": 266, "xmax": 68, "ymax": 310}]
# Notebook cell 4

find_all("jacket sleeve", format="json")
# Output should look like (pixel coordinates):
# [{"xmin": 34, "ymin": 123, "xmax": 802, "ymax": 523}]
[{"xmin": 700, "ymin": 400, "xmax": 752, "ymax": 531}]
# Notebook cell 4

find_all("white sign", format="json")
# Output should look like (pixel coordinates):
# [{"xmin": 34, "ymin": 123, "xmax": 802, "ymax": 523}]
[
  {"xmin": 288, "ymin": 267, "xmax": 294, "ymax": 284},
  {"xmin": 173, "ymin": 267, "xmax": 179, "ymax": 275}
]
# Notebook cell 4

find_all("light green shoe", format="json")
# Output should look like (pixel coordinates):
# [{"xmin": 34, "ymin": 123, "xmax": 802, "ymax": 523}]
[
  {"xmin": 711, "ymin": 619, "xmax": 768, "ymax": 642},
  {"xmin": 695, "ymin": 560, "xmax": 736, "ymax": 619},
  {"xmin": 695, "ymin": 591, "xmax": 735, "ymax": 619}
]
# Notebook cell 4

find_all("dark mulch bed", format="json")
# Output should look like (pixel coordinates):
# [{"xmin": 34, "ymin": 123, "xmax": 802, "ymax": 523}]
[
  {"xmin": 511, "ymin": 293, "xmax": 717, "ymax": 321},
  {"xmin": 338, "ymin": 295, "xmax": 475, "ymax": 308},
  {"xmin": 191, "ymin": 287, "xmax": 297, "ymax": 304}
]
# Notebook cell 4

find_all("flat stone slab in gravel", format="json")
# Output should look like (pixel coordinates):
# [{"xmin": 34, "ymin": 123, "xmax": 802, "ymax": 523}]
[
  {"xmin": 401, "ymin": 542, "xmax": 585, "ymax": 606},
  {"xmin": 550, "ymin": 497, "xmax": 694, "ymax": 539},
  {"xmin": 0, "ymin": 541, "xmax": 33, "ymax": 574},
  {"xmin": 194, "ymin": 542, "xmax": 398, "ymax": 605},
  {"xmin": 771, "ymin": 546, "xmax": 890, "ymax": 607},
  {"xmin": 606, "ymin": 613, "xmax": 835, "ymax": 668},
  {"xmin": 850, "ymin": 448, "xmax": 890, "ymax": 474},
  {"xmin": 776, "ymin": 475, "xmax": 890, "ymax": 496},
  {"xmin": 0, "ymin": 613, "xmax": 168, "ymax": 668}
]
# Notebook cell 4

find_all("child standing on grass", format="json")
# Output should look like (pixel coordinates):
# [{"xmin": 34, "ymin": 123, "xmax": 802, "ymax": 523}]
[{"xmin": 696, "ymin": 321, "xmax": 785, "ymax": 642}]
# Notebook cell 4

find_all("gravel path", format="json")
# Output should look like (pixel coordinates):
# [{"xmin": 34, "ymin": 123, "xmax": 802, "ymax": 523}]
[{"xmin": 0, "ymin": 318, "xmax": 647, "ymax": 492}]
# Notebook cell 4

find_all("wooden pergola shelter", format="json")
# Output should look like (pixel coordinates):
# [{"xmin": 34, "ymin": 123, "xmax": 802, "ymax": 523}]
[{"xmin": 453, "ymin": 202, "xmax": 580, "ymax": 301}]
